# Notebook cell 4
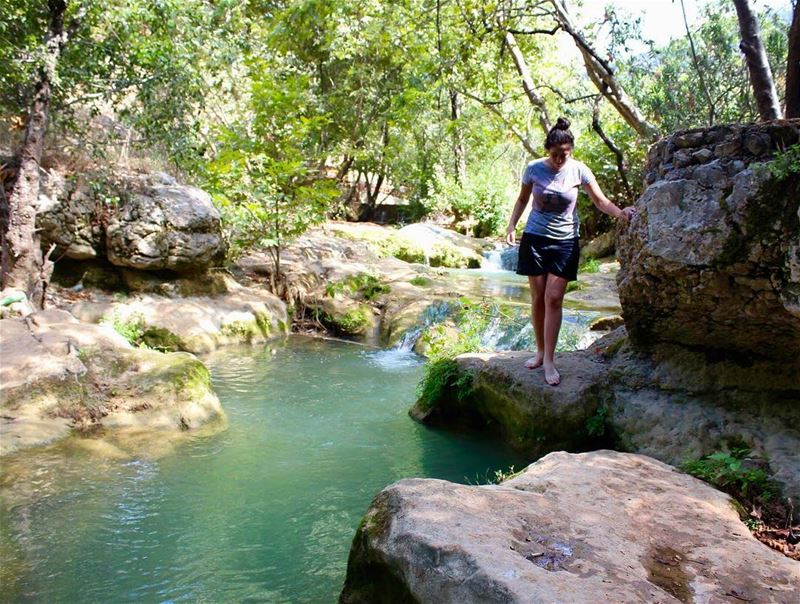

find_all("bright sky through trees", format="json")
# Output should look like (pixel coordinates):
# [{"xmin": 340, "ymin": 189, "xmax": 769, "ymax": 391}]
[{"xmin": 583, "ymin": 0, "xmax": 791, "ymax": 45}]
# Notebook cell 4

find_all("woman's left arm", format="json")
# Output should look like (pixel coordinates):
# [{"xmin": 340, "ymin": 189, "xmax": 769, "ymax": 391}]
[{"xmin": 583, "ymin": 180, "xmax": 636, "ymax": 222}]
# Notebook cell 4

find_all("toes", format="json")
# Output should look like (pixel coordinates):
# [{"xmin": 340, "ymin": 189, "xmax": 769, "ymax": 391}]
[
  {"xmin": 545, "ymin": 369, "xmax": 560, "ymax": 386},
  {"xmin": 524, "ymin": 356, "xmax": 542, "ymax": 369}
]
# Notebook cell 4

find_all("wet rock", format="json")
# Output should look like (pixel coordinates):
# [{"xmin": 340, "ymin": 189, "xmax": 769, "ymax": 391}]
[
  {"xmin": 415, "ymin": 328, "xmax": 800, "ymax": 515},
  {"xmin": 0, "ymin": 309, "xmax": 225, "ymax": 455},
  {"xmin": 341, "ymin": 451, "xmax": 799, "ymax": 604},
  {"xmin": 589, "ymin": 315, "xmax": 624, "ymax": 331}
]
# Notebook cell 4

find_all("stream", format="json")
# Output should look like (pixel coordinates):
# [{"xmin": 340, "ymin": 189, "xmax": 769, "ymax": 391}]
[{"xmin": 0, "ymin": 266, "xmax": 618, "ymax": 603}]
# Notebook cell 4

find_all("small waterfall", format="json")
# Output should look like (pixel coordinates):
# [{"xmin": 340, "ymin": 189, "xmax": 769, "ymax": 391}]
[
  {"xmin": 393, "ymin": 301, "xmax": 454, "ymax": 351},
  {"xmin": 481, "ymin": 249, "xmax": 506, "ymax": 271},
  {"xmin": 481, "ymin": 246, "xmax": 518, "ymax": 272}
]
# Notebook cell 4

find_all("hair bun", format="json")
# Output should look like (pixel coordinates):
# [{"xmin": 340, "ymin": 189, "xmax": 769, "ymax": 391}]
[{"xmin": 555, "ymin": 117, "xmax": 571, "ymax": 130}]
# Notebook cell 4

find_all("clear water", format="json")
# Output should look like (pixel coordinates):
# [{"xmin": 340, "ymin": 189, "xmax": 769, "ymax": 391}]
[{"xmin": 0, "ymin": 337, "xmax": 525, "ymax": 603}]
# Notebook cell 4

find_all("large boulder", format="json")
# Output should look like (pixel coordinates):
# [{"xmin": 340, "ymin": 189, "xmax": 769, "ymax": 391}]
[
  {"xmin": 617, "ymin": 120, "xmax": 800, "ymax": 379},
  {"xmin": 341, "ymin": 450, "xmax": 799, "ymax": 603},
  {"xmin": 106, "ymin": 174, "xmax": 226, "ymax": 271},
  {"xmin": 36, "ymin": 169, "xmax": 106, "ymax": 259},
  {"xmin": 0, "ymin": 309, "xmax": 225, "ymax": 455},
  {"xmin": 36, "ymin": 169, "xmax": 226, "ymax": 272}
]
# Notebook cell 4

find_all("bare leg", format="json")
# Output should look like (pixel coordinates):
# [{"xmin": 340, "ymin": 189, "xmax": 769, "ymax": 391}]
[
  {"xmin": 525, "ymin": 275, "xmax": 547, "ymax": 368},
  {"xmin": 543, "ymin": 273, "xmax": 569, "ymax": 385}
]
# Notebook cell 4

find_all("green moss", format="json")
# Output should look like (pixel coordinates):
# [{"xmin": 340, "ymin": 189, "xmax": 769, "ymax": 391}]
[
  {"xmin": 141, "ymin": 327, "xmax": 183, "ymax": 352},
  {"xmin": 566, "ymin": 280, "xmax": 586, "ymax": 293},
  {"xmin": 415, "ymin": 359, "xmax": 474, "ymax": 412},
  {"xmin": 579, "ymin": 257, "xmax": 600, "ymax": 274},
  {"xmin": 255, "ymin": 313, "xmax": 272, "ymax": 337},
  {"xmin": 333, "ymin": 307, "xmax": 372, "ymax": 335},
  {"xmin": 220, "ymin": 320, "xmax": 259, "ymax": 342},
  {"xmin": 409, "ymin": 276, "xmax": 432, "ymax": 287}
]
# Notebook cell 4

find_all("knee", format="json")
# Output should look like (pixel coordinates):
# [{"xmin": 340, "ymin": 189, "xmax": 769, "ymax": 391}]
[{"xmin": 544, "ymin": 291, "xmax": 564, "ymax": 309}]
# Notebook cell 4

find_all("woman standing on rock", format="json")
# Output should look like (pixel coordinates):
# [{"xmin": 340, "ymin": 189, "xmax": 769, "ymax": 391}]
[{"xmin": 505, "ymin": 117, "xmax": 635, "ymax": 386}]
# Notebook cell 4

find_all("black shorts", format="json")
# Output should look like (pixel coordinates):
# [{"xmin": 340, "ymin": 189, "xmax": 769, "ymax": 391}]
[{"xmin": 516, "ymin": 233, "xmax": 580, "ymax": 281}]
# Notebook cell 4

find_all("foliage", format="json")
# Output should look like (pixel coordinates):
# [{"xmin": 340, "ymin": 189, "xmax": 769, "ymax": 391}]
[
  {"xmin": 425, "ymin": 162, "xmax": 513, "ymax": 237},
  {"xmin": 415, "ymin": 358, "xmax": 474, "ymax": 412},
  {"xmin": 325, "ymin": 273, "xmax": 390, "ymax": 300},
  {"xmin": 585, "ymin": 405, "xmax": 608, "ymax": 437},
  {"xmin": 409, "ymin": 276, "xmax": 432, "ymax": 287},
  {"xmin": 683, "ymin": 447, "xmax": 778, "ymax": 506},
  {"xmin": 579, "ymin": 257, "xmax": 601, "ymax": 274},
  {"xmin": 620, "ymin": 0, "xmax": 789, "ymax": 131},
  {"xmin": 767, "ymin": 143, "xmax": 800, "ymax": 180},
  {"xmin": 102, "ymin": 312, "xmax": 147, "ymax": 347},
  {"xmin": 415, "ymin": 298, "xmax": 501, "ymax": 410}
]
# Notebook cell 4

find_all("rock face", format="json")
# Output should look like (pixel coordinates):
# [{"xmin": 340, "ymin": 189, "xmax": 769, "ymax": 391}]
[
  {"xmin": 413, "ymin": 329, "xmax": 800, "ymax": 517},
  {"xmin": 66, "ymin": 279, "xmax": 288, "ymax": 354},
  {"xmin": 341, "ymin": 451, "xmax": 799, "ymax": 604},
  {"xmin": 37, "ymin": 169, "xmax": 226, "ymax": 272},
  {"xmin": 0, "ymin": 309, "xmax": 225, "ymax": 455},
  {"xmin": 106, "ymin": 176, "xmax": 225, "ymax": 271},
  {"xmin": 617, "ymin": 120, "xmax": 800, "ymax": 379}
]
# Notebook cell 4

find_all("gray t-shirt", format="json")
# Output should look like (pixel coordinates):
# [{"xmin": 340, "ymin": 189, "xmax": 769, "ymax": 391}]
[{"xmin": 521, "ymin": 158, "xmax": 595, "ymax": 239}]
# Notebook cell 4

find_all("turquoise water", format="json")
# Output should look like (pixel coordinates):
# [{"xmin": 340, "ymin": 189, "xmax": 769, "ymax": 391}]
[{"xmin": 0, "ymin": 337, "xmax": 524, "ymax": 603}]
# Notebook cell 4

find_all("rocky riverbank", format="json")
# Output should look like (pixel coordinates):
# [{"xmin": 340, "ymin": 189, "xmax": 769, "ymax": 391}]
[{"xmin": 341, "ymin": 450, "xmax": 799, "ymax": 603}]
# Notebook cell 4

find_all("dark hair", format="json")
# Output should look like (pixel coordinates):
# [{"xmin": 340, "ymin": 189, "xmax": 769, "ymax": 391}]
[{"xmin": 544, "ymin": 117, "xmax": 574, "ymax": 149}]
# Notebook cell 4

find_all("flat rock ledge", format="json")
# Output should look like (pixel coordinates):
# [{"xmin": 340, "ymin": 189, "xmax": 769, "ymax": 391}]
[
  {"xmin": 411, "ymin": 329, "xmax": 800, "ymax": 516},
  {"xmin": 0, "ymin": 309, "xmax": 225, "ymax": 455},
  {"xmin": 340, "ymin": 451, "xmax": 799, "ymax": 604}
]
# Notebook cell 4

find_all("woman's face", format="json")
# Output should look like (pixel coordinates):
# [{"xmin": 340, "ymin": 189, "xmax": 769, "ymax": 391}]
[{"xmin": 547, "ymin": 143, "xmax": 573, "ymax": 169}]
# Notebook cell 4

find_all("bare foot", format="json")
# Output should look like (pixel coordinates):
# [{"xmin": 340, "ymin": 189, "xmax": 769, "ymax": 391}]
[
  {"xmin": 543, "ymin": 363, "xmax": 560, "ymax": 386},
  {"xmin": 524, "ymin": 352, "xmax": 544, "ymax": 369}
]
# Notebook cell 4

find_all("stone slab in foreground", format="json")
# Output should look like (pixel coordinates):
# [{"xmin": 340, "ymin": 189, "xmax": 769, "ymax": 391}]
[{"xmin": 340, "ymin": 451, "xmax": 799, "ymax": 604}]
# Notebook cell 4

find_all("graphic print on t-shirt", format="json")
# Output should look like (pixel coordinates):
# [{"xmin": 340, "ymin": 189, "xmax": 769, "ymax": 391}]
[
  {"xmin": 541, "ymin": 190, "xmax": 572, "ymax": 213},
  {"xmin": 521, "ymin": 158, "xmax": 595, "ymax": 240}
]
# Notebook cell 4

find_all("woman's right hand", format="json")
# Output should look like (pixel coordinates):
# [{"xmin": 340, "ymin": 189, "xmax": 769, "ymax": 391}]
[{"xmin": 505, "ymin": 227, "xmax": 516, "ymax": 246}]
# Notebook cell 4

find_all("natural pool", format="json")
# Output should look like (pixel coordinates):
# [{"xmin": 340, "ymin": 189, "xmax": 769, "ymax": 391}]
[{"xmin": 0, "ymin": 336, "xmax": 525, "ymax": 603}]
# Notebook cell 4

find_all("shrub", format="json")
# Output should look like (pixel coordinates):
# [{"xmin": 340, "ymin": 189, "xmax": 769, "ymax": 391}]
[{"xmin": 579, "ymin": 257, "xmax": 600, "ymax": 274}]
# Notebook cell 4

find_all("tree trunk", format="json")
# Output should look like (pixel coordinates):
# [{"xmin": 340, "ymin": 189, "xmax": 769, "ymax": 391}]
[
  {"xmin": 1, "ymin": 0, "xmax": 68, "ymax": 307},
  {"xmin": 549, "ymin": 0, "xmax": 660, "ymax": 141},
  {"xmin": 786, "ymin": 2, "xmax": 800, "ymax": 118},
  {"xmin": 449, "ymin": 90, "xmax": 467, "ymax": 184},
  {"xmin": 591, "ymin": 97, "xmax": 633, "ymax": 200},
  {"xmin": 503, "ymin": 31, "xmax": 551, "ymax": 135},
  {"xmin": 732, "ymin": 0, "xmax": 783, "ymax": 120}
]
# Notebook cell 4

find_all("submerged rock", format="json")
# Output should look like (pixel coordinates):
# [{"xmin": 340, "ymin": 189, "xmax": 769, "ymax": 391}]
[
  {"xmin": 341, "ymin": 451, "xmax": 798, "ymax": 603},
  {"xmin": 0, "ymin": 309, "xmax": 225, "ymax": 455}
]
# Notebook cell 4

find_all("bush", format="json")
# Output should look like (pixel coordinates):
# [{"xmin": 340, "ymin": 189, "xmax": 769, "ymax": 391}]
[{"xmin": 424, "ymin": 165, "xmax": 511, "ymax": 238}]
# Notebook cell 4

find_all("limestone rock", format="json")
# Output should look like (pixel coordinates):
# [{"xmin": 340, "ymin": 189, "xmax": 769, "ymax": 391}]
[
  {"xmin": 67, "ymin": 283, "xmax": 288, "ymax": 354},
  {"xmin": 0, "ymin": 309, "xmax": 225, "ymax": 455},
  {"xmin": 410, "ymin": 349, "xmax": 609, "ymax": 456},
  {"xmin": 618, "ymin": 120, "xmax": 800, "ymax": 379},
  {"xmin": 414, "ymin": 329, "xmax": 800, "ymax": 516},
  {"xmin": 341, "ymin": 451, "xmax": 799, "ymax": 604},
  {"xmin": 37, "ymin": 168, "xmax": 227, "ymax": 272},
  {"xmin": 36, "ymin": 169, "xmax": 106, "ymax": 260},
  {"xmin": 106, "ymin": 179, "xmax": 225, "ymax": 271}
]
